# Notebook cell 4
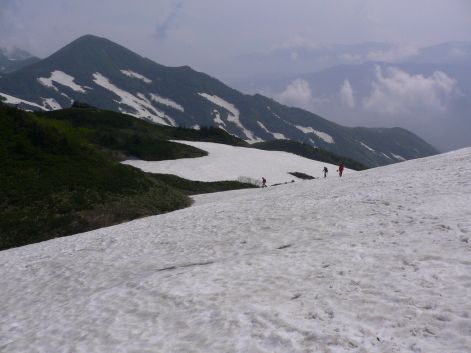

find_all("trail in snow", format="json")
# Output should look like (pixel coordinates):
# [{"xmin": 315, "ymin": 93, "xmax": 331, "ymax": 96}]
[{"xmin": 1, "ymin": 149, "xmax": 470, "ymax": 353}]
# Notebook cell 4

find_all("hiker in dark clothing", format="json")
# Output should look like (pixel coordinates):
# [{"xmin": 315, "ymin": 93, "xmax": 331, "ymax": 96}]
[
  {"xmin": 337, "ymin": 163, "xmax": 345, "ymax": 177},
  {"xmin": 323, "ymin": 166, "xmax": 328, "ymax": 178},
  {"xmin": 261, "ymin": 177, "xmax": 267, "ymax": 187}
]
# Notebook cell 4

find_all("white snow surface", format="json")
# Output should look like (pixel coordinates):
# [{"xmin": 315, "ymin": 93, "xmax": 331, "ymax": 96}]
[
  {"xmin": 124, "ymin": 140, "xmax": 341, "ymax": 184},
  {"xmin": 0, "ymin": 92, "xmax": 45, "ymax": 110},
  {"xmin": 2, "ymin": 149, "xmax": 471, "ymax": 353},
  {"xmin": 120, "ymin": 69, "xmax": 152, "ymax": 84},
  {"xmin": 198, "ymin": 93, "xmax": 262, "ymax": 143},
  {"xmin": 93, "ymin": 73, "xmax": 175, "ymax": 126},
  {"xmin": 38, "ymin": 70, "xmax": 88, "ymax": 93},
  {"xmin": 150, "ymin": 93, "xmax": 184, "ymax": 112},
  {"xmin": 295, "ymin": 125, "xmax": 335, "ymax": 144}
]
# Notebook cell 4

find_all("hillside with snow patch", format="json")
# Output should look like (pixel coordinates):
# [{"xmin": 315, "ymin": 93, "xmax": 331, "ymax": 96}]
[{"xmin": 1, "ymin": 148, "xmax": 470, "ymax": 352}]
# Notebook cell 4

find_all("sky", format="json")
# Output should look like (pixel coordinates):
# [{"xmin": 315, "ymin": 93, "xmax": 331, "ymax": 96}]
[
  {"xmin": 1, "ymin": 0, "xmax": 470, "ymax": 150},
  {"xmin": 1, "ymin": 0, "xmax": 470, "ymax": 73}
]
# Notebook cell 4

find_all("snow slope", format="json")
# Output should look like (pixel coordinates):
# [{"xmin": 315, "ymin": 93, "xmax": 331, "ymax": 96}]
[
  {"xmin": 123, "ymin": 140, "xmax": 345, "ymax": 184},
  {"xmin": 1, "ymin": 149, "xmax": 471, "ymax": 353}
]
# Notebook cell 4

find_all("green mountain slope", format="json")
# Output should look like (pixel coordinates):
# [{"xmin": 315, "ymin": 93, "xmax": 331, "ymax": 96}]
[
  {"xmin": 0, "ymin": 103, "xmax": 257, "ymax": 250},
  {"xmin": 252, "ymin": 140, "xmax": 368, "ymax": 171}
]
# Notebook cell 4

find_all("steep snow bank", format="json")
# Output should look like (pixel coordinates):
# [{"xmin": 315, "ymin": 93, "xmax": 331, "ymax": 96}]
[{"xmin": 1, "ymin": 149, "xmax": 470, "ymax": 353}]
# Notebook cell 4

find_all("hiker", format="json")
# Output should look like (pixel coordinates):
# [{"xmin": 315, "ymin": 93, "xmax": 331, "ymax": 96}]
[
  {"xmin": 261, "ymin": 177, "xmax": 267, "ymax": 188},
  {"xmin": 323, "ymin": 166, "xmax": 328, "ymax": 178},
  {"xmin": 337, "ymin": 163, "xmax": 345, "ymax": 177}
]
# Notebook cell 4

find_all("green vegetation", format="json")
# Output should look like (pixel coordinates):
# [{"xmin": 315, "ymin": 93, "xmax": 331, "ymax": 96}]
[
  {"xmin": 289, "ymin": 172, "xmax": 315, "ymax": 180},
  {"xmin": 149, "ymin": 173, "xmax": 257, "ymax": 195},
  {"xmin": 0, "ymin": 104, "xmax": 252, "ymax": 250},
  {"xmin": 252, "ymin": 140, "xmax": 368, "ymax": 171},
  {"xmin": 42, "ymin": 106, "xmax": 247, "ymax": 161}
]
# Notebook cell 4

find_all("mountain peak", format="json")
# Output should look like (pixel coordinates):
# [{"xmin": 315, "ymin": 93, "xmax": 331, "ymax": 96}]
[{"xmin": 69, "ymin": 34, "xmax": 114, "ymax": 46}]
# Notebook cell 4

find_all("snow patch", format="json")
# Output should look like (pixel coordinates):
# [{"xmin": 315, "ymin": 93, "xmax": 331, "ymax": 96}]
[
  {"xmin": 92, "ymin": 72, "xmax": 175, "ymax": 126},
  {"xmin": 359, "ymin": 141, "xmax": 376, "ymax": 152},
  {"xmin": 391, "ymin": 153, "xmax": 406, "ymax": 161},
  {"xmin": 212, "ymin": 109, "xmax": 225, "ymax": 126},
  {"xmin": 149, "ymin": 94, "xmax": 184, "ymax": 112},
  {"xmin": 120, "ymin": 70, "xmax": 152, "ymax": 84},
  {"xmin": 257, "ymin": 121, "xmax": 286, "ymax": 140},
  {"xmin": 42, "ymin": 98, "xmax": 62, "ymax": 110},
  {"xmin": 37, "ymin": 71, "xmax": 88, "ymax": 93},
  {"xmin": 199, "ymin": 93, "xmax": 262, "ymax": 143},
  {"xmin": 295, "ymin": 125, "xmax": 335, "ymax": 144},
  {"xmin": 0, "ymin": 92, "xmax": 45, "ymax": 110}
]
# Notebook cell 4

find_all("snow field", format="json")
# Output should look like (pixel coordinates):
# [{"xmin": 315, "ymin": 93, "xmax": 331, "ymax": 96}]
[
  {"xmin": 124, "ymin": 140, "xmax": 345, "ymax": 184},
  {"xmin": 1, "ymin": 148, "xmax": 470, "ymax": 352}
]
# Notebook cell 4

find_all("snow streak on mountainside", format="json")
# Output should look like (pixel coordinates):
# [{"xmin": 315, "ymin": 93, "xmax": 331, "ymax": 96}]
[
  {"xmin": 295, "ymin": 125, "xmax": 335, "ymax": 144},
  {"xmin": 120, "ymin": 69, "xmax": 152, "ymax": 84},
  {"xmin": 38, "ymin": 70, "xmax": 88, "ymax": 93},
  {"xmin": 1, "ymin": 148, "xmax": 470, "ymax": 352},
  {"xmin": 92, "ymin": 72, "xmax": 176, "ymax": 126},
  {"xmin": 124, "ymin": 140, "xmax": 345, "ymax": 184},
  {"xmin": 198, "ymin": 93, "xmax": 262, "ymax": 143},
  {"xmin": 0, "ymin": 91, "xmax": 44, "ymax": 110}
]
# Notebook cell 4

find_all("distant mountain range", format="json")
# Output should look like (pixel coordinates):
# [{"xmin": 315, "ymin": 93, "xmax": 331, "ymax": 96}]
[
  {"xmin": 223, "ymin": 41, "xmax": 471, "ymax": 79},
  {"xmin": 0, "ymin": 35, "xmax": 438, "ymax": 166},
  {"xmin": 0, "ymin": 47, "xmax": 39, "ymax": 74},
  {"xmin": 223, "ymin": 42, "xmax": 471, "ymax": 152}
]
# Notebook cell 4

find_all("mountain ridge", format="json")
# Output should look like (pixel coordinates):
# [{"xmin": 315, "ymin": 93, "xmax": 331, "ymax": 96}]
[{"xmin": 0, "ymin": 34, "xmax": 438, "ymax": 166}]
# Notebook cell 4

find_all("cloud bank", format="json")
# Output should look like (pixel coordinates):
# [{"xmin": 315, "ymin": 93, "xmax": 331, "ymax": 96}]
[
  {"xmin": 363, "ymin": 66, "xmax": 459, "ymax": 115},
  {"xmin": 277, "ymin": 79, "xmax": 330, "ymax": 111}
]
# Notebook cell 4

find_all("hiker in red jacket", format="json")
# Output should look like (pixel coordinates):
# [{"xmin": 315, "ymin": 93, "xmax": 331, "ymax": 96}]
[{"xmin": 337, "ymin": 163, "xmax": 345, "ymax": 177}]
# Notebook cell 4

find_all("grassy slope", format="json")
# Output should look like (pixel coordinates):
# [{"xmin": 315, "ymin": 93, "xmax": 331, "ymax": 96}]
[
  {"xmin": 150, "ymin": 174, "xmax": 257, "ymax": 195},
  {"xmin": 252, "ymin": 140, "xmax": 368, "ymax": 171},
  {"xmin": 0, "ymin": 104, "xmax": 256, "ymax": 250},
  {"xmin": 43, "ymin": 107, "xmax": 247, "ymax": 161}
]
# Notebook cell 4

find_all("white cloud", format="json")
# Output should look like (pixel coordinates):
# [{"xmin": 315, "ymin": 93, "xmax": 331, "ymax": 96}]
[
  {"xmin": 363, "ymin": 66, "xmax": 459, "ymax": 115},
  {"xmin": 277, "ymin": 79, "xmax": 313, "ymax": 109},
  {"xmin": 339, "ymin": 79, "xmax": 355, "ymax": 107},
  {"xmin": 366, "ymin": 44, "xmax": 419, "ymax": 62},
  {"xmin": 276, "ymin": 79, "xmax": 330, "ymax": 112}
]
